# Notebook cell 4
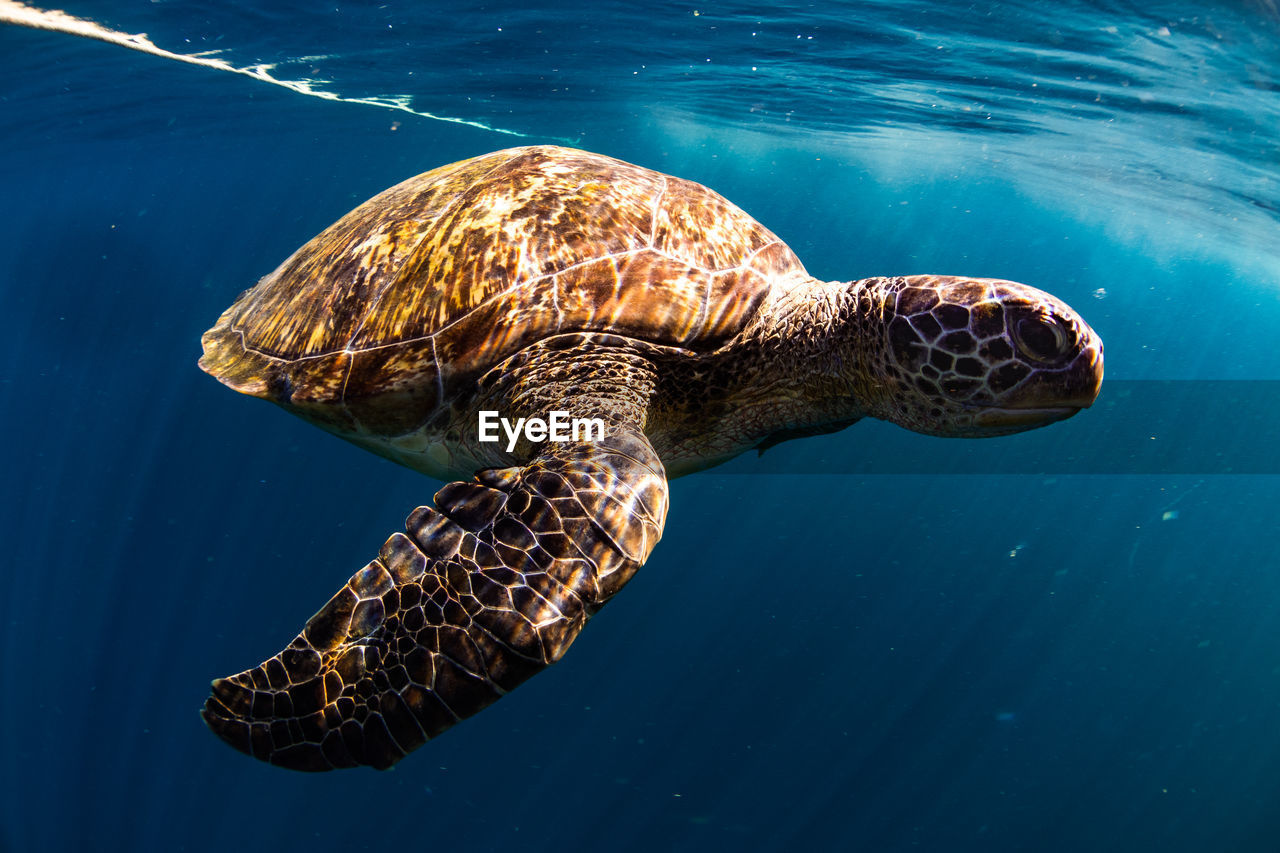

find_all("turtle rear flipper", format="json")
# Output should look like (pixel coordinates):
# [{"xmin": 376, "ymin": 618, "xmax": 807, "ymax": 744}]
[{"xmin": 202, "ymin": 429, "xmax": 667, "ymax": 771}]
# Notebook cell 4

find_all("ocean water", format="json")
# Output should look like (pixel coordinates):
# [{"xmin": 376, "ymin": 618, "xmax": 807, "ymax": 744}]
[{"xmin": 2, "ymin": 1, "xmax": 1279, "ymax": 851}]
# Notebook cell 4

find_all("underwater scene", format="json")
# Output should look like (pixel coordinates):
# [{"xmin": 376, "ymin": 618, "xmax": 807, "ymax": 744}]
[{"xmin": 2, "ymin": 1, "xmax": 1278, "ymax": 850}]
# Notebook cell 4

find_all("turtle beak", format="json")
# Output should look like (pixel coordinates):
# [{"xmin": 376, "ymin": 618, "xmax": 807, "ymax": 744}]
[
  {"xmin": 974, "ymin": 405, "xmax": 1083, "ymax": 430},
  {"xmin": 976, "ymin": 332, "xmax": 1103, "ymax": 432},
  {"xmin": 1070, "ymin": 332, "xmax": 1105, "ymax": 408}
]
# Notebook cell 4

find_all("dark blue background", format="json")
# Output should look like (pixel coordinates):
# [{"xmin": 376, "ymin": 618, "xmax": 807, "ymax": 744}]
[{"xmin": 2, "ymin": 2, "xmax": 1279, "ymax": 851}]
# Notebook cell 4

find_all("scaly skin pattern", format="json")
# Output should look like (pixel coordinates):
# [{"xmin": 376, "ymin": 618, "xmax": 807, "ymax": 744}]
[
  {"xmin": 199, "ymin": 147, "xmax": 1103, "ymax": 770},
  {"xmin": 837, "ymin": 274, "xmax": 1102, "ymax": 436},
  {"xmin": 203, "ymin": 415, "xmax": 667, "ymax": 771},
  {"xmin": 202, "ymin": 350, "xmax": 670, "ymax": 771}
]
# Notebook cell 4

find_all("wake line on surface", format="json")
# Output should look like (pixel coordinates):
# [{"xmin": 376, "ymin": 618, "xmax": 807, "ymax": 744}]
[{"xmin": 0, "ymin": 0, "xmax": 543, "ymax": 139}]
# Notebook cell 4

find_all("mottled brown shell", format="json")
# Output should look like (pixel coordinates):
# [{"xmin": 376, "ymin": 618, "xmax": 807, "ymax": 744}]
[{"xmin": 200, "ymin": 146, "xmax": 804, "ymax": 435}]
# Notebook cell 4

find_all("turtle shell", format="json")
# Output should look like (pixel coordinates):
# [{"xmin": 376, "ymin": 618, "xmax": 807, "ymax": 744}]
[{"xmin": 200, "ymin": 146, "xmax": 805, "ymax": 435}]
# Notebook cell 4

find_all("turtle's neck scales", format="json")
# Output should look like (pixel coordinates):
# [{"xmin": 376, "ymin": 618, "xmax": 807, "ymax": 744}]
[
  {"xmin": 648, "ymin": 276, "xmax": 892, "ymax": 476},
  {"xmin": 740, "ymin": 275, "xmax": 892, "ymax": 415}
]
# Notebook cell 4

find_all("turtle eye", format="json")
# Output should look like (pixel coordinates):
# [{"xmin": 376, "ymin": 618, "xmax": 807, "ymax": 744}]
[{"xmin": 1013, "ymin": 314, "xmax": 1074, "ymax": 363}]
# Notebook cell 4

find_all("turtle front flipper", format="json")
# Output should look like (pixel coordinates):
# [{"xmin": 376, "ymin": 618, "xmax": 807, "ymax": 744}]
[{"xmin": 202, "ymin": 429, "xmax": 667, "ymax": 771}]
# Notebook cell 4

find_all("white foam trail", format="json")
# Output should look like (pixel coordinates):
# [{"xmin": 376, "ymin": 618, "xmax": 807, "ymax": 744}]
[{"xmin": 0, "ymin": 0, "xmax": 538, "ymax": 139}]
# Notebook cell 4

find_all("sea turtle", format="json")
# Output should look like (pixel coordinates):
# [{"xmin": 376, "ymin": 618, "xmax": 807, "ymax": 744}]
[{"xmin": 200, "ymin": 145, "xmax": 1103, "ymax": 771}]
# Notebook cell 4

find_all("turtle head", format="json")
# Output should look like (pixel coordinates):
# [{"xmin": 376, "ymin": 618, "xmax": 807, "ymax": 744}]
[{"xmin": 860, "ymin": 275, "xmax": 1103, "ymax": 437}]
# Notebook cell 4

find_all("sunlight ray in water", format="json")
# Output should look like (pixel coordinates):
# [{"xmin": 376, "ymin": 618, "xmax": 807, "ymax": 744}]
[{"xmin": 0, "ymin": 0, "xmax": 555, "ymax": 140}]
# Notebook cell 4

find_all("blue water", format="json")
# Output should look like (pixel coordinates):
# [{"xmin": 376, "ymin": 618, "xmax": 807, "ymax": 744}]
[{"xmin": 2, "ymin": 2, "xmax": 1279, "ymax": 850}]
